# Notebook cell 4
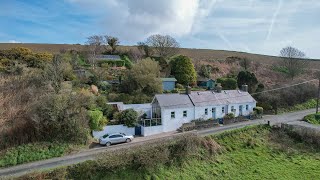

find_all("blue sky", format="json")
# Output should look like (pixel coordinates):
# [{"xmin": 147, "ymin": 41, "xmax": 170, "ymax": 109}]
[{"xmin": 0, "ymin": 0, "xmax": 320, "ymax": 58}]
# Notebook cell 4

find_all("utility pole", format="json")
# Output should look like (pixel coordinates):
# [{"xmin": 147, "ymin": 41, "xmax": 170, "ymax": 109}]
[{"xmin": 317, "ymin": 78, "xmax": 320, "ymax": 113}]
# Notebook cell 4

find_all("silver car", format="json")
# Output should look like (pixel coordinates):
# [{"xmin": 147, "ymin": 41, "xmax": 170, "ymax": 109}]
[{"xmin": 99, "ymin": 133, "xmax": 134, "ymax": 146}]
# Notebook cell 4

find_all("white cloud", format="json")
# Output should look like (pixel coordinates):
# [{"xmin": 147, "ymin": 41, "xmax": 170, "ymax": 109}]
[
  {"xmin": 67, "ymin": 0, "xmax": 320, "ymax": 58},
  {"xmin": 8, "ymin": 40, "xmax": 21, "ymax": 43},
  {"xmin": 67, "ymin": 0, "xmax": 215, "ymax": 41}
]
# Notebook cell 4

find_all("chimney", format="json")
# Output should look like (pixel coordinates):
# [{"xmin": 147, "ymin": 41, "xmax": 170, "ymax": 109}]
[
  {"xmin": 185, "ymin": 86, "xmax": 191, "ymax": 94},
  {"xmin": 216, "ymin": 83, "xmax": 222, "ymax": 93},
  {"xmin": 242, "ymin": 84, "xmax": 248, "ymax": 92}
]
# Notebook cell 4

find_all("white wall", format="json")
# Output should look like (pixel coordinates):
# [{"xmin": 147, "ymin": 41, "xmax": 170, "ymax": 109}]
[
  {"xmin": 161, "ymin": 107, "xmax": 195, "ymax": 132},
  {"xmin": 92, "ymin": 125, "xmax": 135, "ymax": 139},
  {"xmin": 141, "ymin": 125, "xmax": 164, "ymax": 136},
  {"xmin": 193, "ymin": 102, "xmax": 256, "ymax": 120}
]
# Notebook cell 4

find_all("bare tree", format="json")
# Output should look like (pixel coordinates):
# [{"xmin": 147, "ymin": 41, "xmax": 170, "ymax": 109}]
[
  {"xmin": 105, "ymin": 36, "xmax": 119, "ymax": 54},
  {"xmin": 145, "ymin": 34, "xmax": 180, "ymax": 58},
  {"xmin": 86, "ymin": 35, "xmax": 104, "ymax": 68},
  {"xmin": 44, "ymin": 55, "xmax": 64, "ymax": 93},
  {"xmin": 280, "ymin": 46, "xmax": 308, "ymax": 79},
  {"xmin": 137, "ymin": 42, "xmax": 153, "ymax": 57},
  {"xmin": 239, "ymin": 57, "xmax": 251, "ymax": 70}
]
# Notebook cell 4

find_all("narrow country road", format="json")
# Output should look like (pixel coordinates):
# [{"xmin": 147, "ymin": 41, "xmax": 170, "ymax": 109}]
[{"xmin": 0, "ymin": 108, "xmax": 315, "ymax": 178}]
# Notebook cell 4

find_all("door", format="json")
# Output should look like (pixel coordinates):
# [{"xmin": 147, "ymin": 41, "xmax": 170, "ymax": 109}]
[
  {"xmin": 135, "ymin": 126, "xmax": 141, "ymax": 136},
  {"xmin": 212, "ymin": 108, "xmax": 216, "ymax": 119},
  {"xmin": 239, "ymin": 105, "xmax": 243, "ymax": 116},
  {"xmin": 225, "ymin": 105, "xmax": 229, "ymax": 114}
]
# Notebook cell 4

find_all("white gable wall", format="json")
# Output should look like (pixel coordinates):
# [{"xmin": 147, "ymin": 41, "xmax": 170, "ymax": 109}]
[{"xmin": 161, "ymin": 107, "xmax": 195, "ymax": 132}]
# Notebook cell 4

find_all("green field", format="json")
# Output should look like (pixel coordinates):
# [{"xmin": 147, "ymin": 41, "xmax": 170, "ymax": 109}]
[{"xmin": 18, "ymin": 126, "xmax": 320, "ymax": 180}]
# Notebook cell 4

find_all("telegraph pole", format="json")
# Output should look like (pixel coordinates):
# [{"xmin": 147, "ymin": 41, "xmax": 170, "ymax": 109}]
[{"xmin": 317, "ymin": 78, "xmax": 320, "ymax": 113}]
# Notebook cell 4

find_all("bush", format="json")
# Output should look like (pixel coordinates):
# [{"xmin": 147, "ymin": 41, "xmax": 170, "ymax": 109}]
[
  {"xmin": 176, "ymin": 83, "xmax": 184, "ymax": 89},
  {"xmin": 216, "ymin": 78, "xmax": 237, "ymax": 90},
  {"xmin": 303, "ymin": 113, "xmax": 320, "ymax": 125},
  {"xmin": 88, "ymin": 109, "xmax": 108, "ymax": 131},
  {"xmin": 30, "ymin": 93, "xmax": 91, "ymax": 144},
  {"xmin": 171, "ymin": 88, "xmax": 179, "ymax": 93},
  {"xmin": 0, "ymin": 143, "xmax": 72, "ymax": 167},
  {"xmin": 118, "ymin": 109, "xmax": 138, "ymax": 127},
  {"xmin": 254, "ymin": 107, "xmax": 264, "ymax": 115},
  {"xmin": 224, "ymin": 113, "xmax": 235, "ymax": 119}
]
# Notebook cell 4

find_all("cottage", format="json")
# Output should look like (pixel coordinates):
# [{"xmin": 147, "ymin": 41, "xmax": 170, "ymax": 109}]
[
  {"xmin": 104, "ymin": 85, "xmax": 256, "ymax": 136},
  {"xmin": 161, "ymin": 78, "xmax": 177, "ymax": 91}
]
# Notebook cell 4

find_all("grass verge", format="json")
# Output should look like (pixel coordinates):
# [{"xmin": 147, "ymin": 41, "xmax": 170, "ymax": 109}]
[
  {"xmin": 303, "ymin": 113, "xmax": 320, "ymax": 125},
  {"xmin": 16, "ymin": 125, "xmax": 320, "ymax": 180},
  {"xmin": 0, "ymin": 142, "xmax": 82, "ymax": 168}
]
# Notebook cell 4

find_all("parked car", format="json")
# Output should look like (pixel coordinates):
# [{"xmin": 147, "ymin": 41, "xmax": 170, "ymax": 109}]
[{"xmin": 99, "ymin": 133, "xmax": 134, "ymax": 146}]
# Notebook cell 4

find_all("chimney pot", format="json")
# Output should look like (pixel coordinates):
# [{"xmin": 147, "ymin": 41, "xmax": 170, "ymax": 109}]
[{"xmin": 242, "ymin": 84, "xmax": 248, "ymax": 92}]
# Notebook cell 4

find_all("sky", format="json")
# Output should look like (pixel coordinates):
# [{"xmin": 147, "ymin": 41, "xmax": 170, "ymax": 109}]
[{"xmin": 0, "ymin": 0, "xmax": 319, "ymax": 58}]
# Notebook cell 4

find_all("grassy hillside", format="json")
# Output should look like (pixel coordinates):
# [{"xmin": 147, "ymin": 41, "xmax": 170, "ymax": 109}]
[
  {"xmin": 1, "ymin": 43, "xmax": 319, "ymax": 61},
  {"xmin": 17, "ymin": 125, "xmax": 320, "ymax": 180},
  {"xmin": 1, "ymin": 43, "xmax": 319, "ymax": 87}
]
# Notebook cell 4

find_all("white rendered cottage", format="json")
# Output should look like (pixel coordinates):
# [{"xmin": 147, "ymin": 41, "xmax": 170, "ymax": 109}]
[{"xmin": 106, "ymin": 86, "xmax": 256, "ymax": 136}]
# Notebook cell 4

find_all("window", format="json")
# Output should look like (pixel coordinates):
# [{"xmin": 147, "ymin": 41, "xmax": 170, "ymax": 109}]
[
  {"xmin": 246, "ymin": 105, "xmax": 249, "ymax": 110},
  {"xmin": 222, "ymin": 107, "xmax": 225, "ymax": 113},
  {"xmin": 171, "ymin": 111, "xmax": 175, "ymax": 118},
  {"xmin": 205, "ymin": 108, "xmax": 208, "ymax": 115},
  {"xmin": 183, "ymin": 110, "xmax": 187, "ymax": 117},
  {"xmin": 231, "ymin": 106, "xmax": 235, "ymax": 112},
  {"xmin": 212, "ymin": 108, "xmax": 216, "ymax": 112}
]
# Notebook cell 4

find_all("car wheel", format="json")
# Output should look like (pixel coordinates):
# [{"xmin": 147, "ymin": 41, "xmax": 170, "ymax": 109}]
[
  {"xmin": 126, "ymin": 138, "xmax": 131, "ymax": 143},
  {"xmin": 106, "ymin": 142, "xmax": 111, "ymax": 147}
]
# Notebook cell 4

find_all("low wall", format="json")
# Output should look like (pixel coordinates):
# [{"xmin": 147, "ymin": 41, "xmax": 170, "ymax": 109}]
[
  {"xmin": 141, "ymin": 125, "xmax": 164, "ymax": 136},
  {"xmin": 92, "ymin": 125, "xmax": 135, "ymax": 139}
]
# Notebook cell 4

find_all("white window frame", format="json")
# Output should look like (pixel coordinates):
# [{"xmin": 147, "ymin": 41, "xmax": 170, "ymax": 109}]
[
  {"xmin": 222, "ymin": 107, "xmax": 225, "ymax": 113},
  {"xmin": 246, "ymin": 105, "xmax": 249, "ymax": 110},
  {"xmin": 171, "ymin": 111, "xmax": 175, "ymax": 119},
  {"xmin": 205, "ymin": 108, "xmax": 208, "ymax": 115},
  {"xmin": 183, "ymin": 110, "xmax": 187, "ymax": 117}
]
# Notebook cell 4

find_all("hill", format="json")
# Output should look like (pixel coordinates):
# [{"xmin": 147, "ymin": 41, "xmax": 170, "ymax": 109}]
[
  {"xmin": 1, "ymin": 43, "xmax": 318, "ymax": 62},
  {"xmin": 1, "ymin": 43, "xmax": 319, "ymax": 87}
]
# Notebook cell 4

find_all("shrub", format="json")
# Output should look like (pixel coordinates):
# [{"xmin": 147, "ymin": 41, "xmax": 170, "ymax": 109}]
[
  {"xmin": 224, "ymin": 113, "xmax": 235, "ymax": 119},
  {"xmin": 88, "ymin": 109, "xmax": 108, "ymax": 131},
  {"xmin": 176, "ymin": 83, "xmax": 184, "ymax": 89},
  {"xmin": 171, "ymin": 88, "xmax": 179, "ymax": 93},
  {"xmin": 303, "ymin": 113, "xmax": 320, "ymax": 125},
  {"xmin": 119, "ymin": 109, "xmax": 138, "ymax": 127},
  {"xmin": 0, "ymin": 143, "xmax": 71, "ymax": 167},
  {"xmin": 254, "ymin": 107, "xmax": 264, "ymax": 115},
  {"xmin": 30, "ymin": 93, "xmax": 91, "ymax": 144},
  {"xmin": 216, "ymin": 78, "xmax": 237, "ymax": 90}
]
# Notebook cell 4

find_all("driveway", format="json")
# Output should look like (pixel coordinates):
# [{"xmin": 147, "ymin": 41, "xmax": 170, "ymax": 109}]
[{"xmin": 0, "ymin": 108, "xmax": 315, "ymax": 178}]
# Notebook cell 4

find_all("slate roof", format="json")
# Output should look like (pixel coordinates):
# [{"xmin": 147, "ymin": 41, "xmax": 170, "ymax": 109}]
[
  {"xmin": 161, "ymin": 78, "xmax": 177, "ymax": 82},
  {"xmin": 95, "ymin": 55, "xmax": 121, "ymax": 61},
  {"xmin": 188, "ymin": 90, "xmax": 256, "ymax": 106},
  {"xmin": 155, "ymin": 94, "xmax": 193, "ymax": 109}
]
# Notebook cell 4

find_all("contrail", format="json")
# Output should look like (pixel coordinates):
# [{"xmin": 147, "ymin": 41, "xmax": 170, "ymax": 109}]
[
  {"xmin": 215, "ymin": 28, "xmax": 233, "ymax": 50},
  {"xmin": 266, "ymin": 0, "xmax": 283, "ymax": 41}
]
